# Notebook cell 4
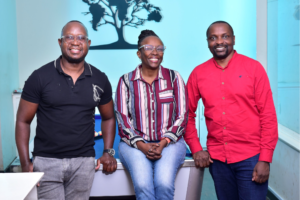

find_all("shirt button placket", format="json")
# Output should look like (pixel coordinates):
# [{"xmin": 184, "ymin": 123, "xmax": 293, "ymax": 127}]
[
  {"xmin": 150, "ymin": 85, "xmax": 155, "ymax": 136},
  {"xmin": 67, "ymin": 77, "xmax": 74, "ymax": 90},
  {"xmin": 221, "ymin": 68, "xmax": 228, "ymax": 158}
]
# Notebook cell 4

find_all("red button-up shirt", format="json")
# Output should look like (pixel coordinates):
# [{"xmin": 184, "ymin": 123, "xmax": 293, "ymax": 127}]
[
  {"xmin": 184, "ymin": 51, "xmax": 278, "ymax": 163},
  {"xmin": 115, "ymin": 65, "xmax": 188, "ymax": 148}
]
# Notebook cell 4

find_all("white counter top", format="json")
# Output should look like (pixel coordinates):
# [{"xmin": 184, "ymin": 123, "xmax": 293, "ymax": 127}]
[{"xmin": 0, "ymin": 172, "xmax": 44, "ymax": 200}]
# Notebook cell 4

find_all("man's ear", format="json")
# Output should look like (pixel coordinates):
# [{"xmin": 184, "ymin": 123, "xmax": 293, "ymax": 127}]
[
  {"xmin": 58, "ymin": 38, "xmax": 62, "ymax": 47},
  {"xmin": 233, "ymin": 35, "xmax": 235, "ymax": 45}
]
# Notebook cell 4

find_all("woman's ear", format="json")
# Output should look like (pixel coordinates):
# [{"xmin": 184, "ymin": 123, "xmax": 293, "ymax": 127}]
[{"xmin": 137, "ymin": 50, "xmax": 141, "ymax": 59}]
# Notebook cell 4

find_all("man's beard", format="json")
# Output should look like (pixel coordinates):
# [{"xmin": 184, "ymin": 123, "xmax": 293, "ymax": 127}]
[
  {"xmin": 213, "ymin": 45, "xmax": 229, "ymax": 59},
  {"xmin": 63, "ymin": 53, "xmax": 87, "ymax": 64}
]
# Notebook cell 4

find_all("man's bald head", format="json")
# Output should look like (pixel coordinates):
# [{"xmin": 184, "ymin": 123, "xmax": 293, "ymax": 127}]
[{"xmin": 61, "ymin": 20, "xmax": 89, "ymax": 37}]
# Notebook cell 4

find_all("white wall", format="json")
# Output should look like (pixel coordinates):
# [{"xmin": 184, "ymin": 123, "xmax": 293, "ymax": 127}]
[{"xmin": 256, "ymin": 0, "xmax": 267, "ymax": 70}]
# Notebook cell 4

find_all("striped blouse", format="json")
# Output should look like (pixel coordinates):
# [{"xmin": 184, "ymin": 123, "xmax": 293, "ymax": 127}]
[{"xmin": 114, "ymin": 65, "xmax": 188, "ymax": 148}]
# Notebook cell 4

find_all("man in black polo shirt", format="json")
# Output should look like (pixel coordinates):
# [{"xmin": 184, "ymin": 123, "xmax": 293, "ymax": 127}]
[{"xmin": 16, "ymin": 20, "xmax": 117, "ymax": 200}]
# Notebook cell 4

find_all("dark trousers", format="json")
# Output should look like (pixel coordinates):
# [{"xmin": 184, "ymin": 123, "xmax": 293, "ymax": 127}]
[{"xmin": 209, "ymin": 154, "xmax": 268, "ymax": 200}]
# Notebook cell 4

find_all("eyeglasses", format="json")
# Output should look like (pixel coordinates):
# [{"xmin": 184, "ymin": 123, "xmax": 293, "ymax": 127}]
[
  {"xmin": 139, "ymin": 44, "xmax": 166, "ymax": 53},
  {"xmin": 61, "ymin": 35, "xmax": 89, "ymax": 43}
]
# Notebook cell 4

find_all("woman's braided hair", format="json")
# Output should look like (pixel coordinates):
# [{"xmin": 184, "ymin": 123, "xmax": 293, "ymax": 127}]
[{"xmin": 137, "ymin": 30, "xmax": 161, "ymax": 49}]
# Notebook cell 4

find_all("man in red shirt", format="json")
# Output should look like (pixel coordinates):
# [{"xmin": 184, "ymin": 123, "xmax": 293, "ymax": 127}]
[{"xmin": 185, "ymin": 21, "xmax": 278, "ymax": 200}]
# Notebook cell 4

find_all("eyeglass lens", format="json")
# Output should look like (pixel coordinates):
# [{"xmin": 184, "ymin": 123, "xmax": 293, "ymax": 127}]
[
  {"xmin": 144, "ymin": 45, "xmax": 165, "ymax": 53},
  {"xmin": 63, "ymin": 35, "xmax": 87, "ymax": 43}
]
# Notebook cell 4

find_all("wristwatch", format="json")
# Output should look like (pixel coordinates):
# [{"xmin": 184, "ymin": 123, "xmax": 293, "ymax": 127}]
[{"xmin": 103, "ymin": 149, "xmax": 115, "ymax": 157}]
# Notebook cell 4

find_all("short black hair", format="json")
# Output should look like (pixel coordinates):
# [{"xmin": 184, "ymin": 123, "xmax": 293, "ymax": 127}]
[
  {"xmin": 137, "ymin": 30, "xmax": 162, "ymax": 49},
  {"xmin": 206, "ymin": 21, "xmax": 234, "ymax": 38},
  {"xmin": 61, "ymin": 20, "xmax": 89, "ymax": 37}
]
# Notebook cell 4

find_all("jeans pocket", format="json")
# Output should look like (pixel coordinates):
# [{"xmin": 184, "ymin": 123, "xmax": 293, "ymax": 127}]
[
  {"xmin": 32, "ymin": 156, "xmax": 36, "ymax": 171},
  {"xmin": 32, "ymin": 156, "xmax": 42, "ymax": 172}
]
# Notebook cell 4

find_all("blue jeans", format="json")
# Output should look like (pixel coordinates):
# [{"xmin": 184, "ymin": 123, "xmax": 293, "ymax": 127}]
[
  {"xmin": 209, "ymin": 154, "xmax": 268, "ymax": 200},
  {"xmin": 119, "ymin": 138, "xmax": 186, "ymax": 200}
]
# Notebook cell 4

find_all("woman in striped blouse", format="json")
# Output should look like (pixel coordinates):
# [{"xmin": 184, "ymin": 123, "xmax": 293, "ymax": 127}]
[{"xmin": 114, "ymin": 30, "xmax": 188, "ymax": 200}]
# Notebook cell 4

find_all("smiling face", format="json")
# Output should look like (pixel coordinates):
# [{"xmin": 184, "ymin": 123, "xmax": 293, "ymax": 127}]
[
  {"xmin": 137, "ymin": 36, "xmax": 164, "ymax": 70},
  {"xmin": 58, "ymin": 22, "xmax": 91, "ymax": 63},
  {"xmin": 207, "ymin": 23, "xmax": 235, "ymax": 60}
]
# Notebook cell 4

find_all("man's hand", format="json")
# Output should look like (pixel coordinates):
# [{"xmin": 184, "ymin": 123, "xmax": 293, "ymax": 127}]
[
  {"xmin": 193, "ymin": 150, "xmax": 213, "ymax": 168},
  {"xmin": 252, "ymin": 161, "xmax": 270, "ymax": 183},
  {"xmin": 22, "ymin": 162, "xmax": 33, "ymax": 172},
  {"xmin": 96, "ymin": 153, "xmax": 117, "ymax": 173}
]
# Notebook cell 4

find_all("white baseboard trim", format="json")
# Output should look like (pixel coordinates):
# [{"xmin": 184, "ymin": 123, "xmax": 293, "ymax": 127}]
[
  {"xmin": 268, "ymin": 185, "xmax": 283, "ymax": 200},
  {"xmin": 278, "ymin": 124, "xmax": 300, "ymax": 152}
]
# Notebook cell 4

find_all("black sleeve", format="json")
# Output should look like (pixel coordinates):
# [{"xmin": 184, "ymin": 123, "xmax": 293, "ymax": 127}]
[
  {"xmin": 99, "ymin": 74, "xmax": 112, "ymax": 105},
  {"xmin": 21, "ymin": 70, "xmax": 41, "ymax": 104}
]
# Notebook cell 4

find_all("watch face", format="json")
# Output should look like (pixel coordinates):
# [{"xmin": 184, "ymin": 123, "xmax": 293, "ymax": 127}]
[
  {"xmin": 109, "ymin": 149, "xmax": 115, "ymax": 156},
  {"xmin": 103, "ymin": 149, "xmax": 116, "ymax": 156},
  {"xmin": 104, "ymin": 149, "xmax": 115, "ymax": 156}
]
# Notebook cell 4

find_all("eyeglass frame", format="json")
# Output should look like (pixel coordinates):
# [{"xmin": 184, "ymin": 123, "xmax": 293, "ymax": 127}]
[
  {"xmin": 60, "ymin": 35, "xmax": 89, "ymax": 43},
  {"xmin": 139, "ymin": 44, "xmax": 166, "ymax": 53}
]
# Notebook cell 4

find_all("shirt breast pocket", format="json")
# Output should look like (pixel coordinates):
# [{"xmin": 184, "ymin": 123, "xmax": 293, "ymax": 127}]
[
  {"xmin": 158, "ymin": 89, "xmax": 174, "ymax": 104},
  {"xmin": 239, "ymin": 75, "xmax": 255, "ymax": 99}
]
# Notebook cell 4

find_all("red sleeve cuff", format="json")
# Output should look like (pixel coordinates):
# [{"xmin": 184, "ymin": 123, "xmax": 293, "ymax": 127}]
[
  {"xmin": 189, "ymin": 141, "xmax": 203, "ymax": 154},
  {"xmin": 259, "ymin": 148, "xmax": 274, "ymax": 163}
]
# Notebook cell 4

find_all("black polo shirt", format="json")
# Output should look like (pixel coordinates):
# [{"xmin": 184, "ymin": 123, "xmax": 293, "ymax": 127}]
[{"xmin": 22, "ymin": 56, "xmax": 112, "ymax": 158}]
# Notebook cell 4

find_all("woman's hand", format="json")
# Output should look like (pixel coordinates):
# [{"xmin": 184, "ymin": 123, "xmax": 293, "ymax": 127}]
[
  {"xmin": 136, "ymin": 141, "xmax": 157, "ymax": 155},
  {"xmin": 151, "ymin": 139, "xmax": 168, "ymax": 158},
  {"xmin": 136, "ymin": 141, "xmax": 164, "ymax": 160}
]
